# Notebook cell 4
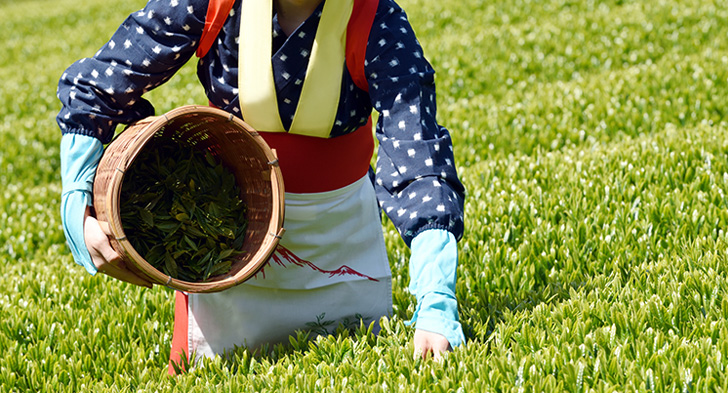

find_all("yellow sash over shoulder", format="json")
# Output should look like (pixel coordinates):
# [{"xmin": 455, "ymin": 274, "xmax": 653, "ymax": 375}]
[{"xmin": 239, "ymin": 0, "xmax": 354, "ymax": 137}]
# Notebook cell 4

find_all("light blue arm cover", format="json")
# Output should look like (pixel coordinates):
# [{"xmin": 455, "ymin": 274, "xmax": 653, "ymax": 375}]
[
  {"xmin": 60, "ymin": 133, "xmax": 104, "ymax": 275},
  {"xmin": 406, "ymin": 228, "xmax": 465, "ymax": 348}
]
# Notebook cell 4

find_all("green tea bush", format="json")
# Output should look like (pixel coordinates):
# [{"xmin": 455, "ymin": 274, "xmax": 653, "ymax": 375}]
[{"xmin": 4, "ymin": 0, "xmax": 728, "ymax": 391}]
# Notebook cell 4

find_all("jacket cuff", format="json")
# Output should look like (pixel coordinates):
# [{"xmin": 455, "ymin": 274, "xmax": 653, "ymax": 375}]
[
  {"xmin": 406, "ymin": 229, "xmax": 464, "ymax": 348},
  {"xmin": 406, "ymin": 290, "xmax": 465, "ymax": 348},
  {"xmin": 61, "ymin": 191, "xmax": 97, "ymax": 275},
  {"xmin": 60, "ymin": 133, "xmax": 103, "ymax": 275}
]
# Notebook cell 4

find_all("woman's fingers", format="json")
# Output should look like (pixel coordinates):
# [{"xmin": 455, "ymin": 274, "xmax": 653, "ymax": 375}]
[
  {"xmin": 413, "ymin": 329, "xmax": 451, "ymax": 361},
  {"xmin": 85, "ymin": 213, "xmax": 153, "ymax": 288}
]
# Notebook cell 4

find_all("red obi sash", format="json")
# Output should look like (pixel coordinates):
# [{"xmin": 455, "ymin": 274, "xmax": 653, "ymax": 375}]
[{"xmin": 260, "ymin": 117, "xmax": 374, "ymax": 193}]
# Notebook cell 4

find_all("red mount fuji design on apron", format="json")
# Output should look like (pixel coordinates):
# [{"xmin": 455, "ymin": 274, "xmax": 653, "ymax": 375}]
[{"xmin": 256, "ymin": 245, "xmax": 379, "ymax": 281}]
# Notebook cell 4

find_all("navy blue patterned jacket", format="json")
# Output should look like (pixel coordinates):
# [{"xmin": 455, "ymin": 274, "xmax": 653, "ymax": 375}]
[{"xmin": 57, "ymin": 0, "xmax": 465, "ymax": 246}]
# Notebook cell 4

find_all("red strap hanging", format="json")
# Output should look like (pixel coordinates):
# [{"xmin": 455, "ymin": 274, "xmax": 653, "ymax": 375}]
[
  {"xmin": 168, "ymin": 291, "xmax": 189, "ymax": 375},
  {"xmin": 196, "ymin": 0, "xmax": 237, "ymax": 58},
  {"xmin": 346, "ymin": 0, "xmax": 379, "ymax": 92}
]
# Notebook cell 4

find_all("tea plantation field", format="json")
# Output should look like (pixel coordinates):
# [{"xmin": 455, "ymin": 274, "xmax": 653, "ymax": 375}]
[{"xmin": 2, "ymin": 0, "xmax": 728, "ymax": 391}]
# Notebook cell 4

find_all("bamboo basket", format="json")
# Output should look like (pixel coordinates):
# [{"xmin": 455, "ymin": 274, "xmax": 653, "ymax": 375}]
[{"xmin": 92, "ymin": 105, "xmax": 285, "ymax": 293}]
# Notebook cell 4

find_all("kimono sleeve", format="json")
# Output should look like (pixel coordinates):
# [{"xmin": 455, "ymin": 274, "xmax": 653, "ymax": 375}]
[
  {"xmin": 365, "ymin": 1, "xmax": 465, "ymax": 247},
  {"xmin": 56, "ymin": 0, "xmax": 209, "ymax": 143}
]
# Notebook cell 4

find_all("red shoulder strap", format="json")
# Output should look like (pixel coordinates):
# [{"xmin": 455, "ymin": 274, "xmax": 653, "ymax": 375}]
[
  {"xmin": 197, "ymin": 0, "xmax": 378, "ymax": 92},
  {"xmin": 346, "ymin": 0, "xmax": 379, "ymax": 92},
  {"xmin": 197, "ymin": 0, "xmax": 236, "ymax": 58}
]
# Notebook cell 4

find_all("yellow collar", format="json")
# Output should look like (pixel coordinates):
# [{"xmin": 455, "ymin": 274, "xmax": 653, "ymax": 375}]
[{"xmin": 239, "ymin": 0, "xmax": 354, "ymax": 137}]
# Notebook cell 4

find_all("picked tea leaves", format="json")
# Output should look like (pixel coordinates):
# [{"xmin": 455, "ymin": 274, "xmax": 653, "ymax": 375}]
[{"xmin": 120, "ymin": 138, "xmax": 248, "ymax": 282}]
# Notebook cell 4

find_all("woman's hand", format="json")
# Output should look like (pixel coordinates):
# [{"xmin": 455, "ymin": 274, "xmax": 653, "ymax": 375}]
[
  {"xmin": 84, "ymin": 207, "xmax": 153, "ymax": 288},
  {"xmin": 413, "ymin": 329, "xmax": 451, "ymax": 361}
]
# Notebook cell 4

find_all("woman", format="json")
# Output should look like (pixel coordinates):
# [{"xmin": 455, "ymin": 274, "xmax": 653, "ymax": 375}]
[{"xmin": 58, "ymin": 0, "xmax": 466, "ymax": 366}]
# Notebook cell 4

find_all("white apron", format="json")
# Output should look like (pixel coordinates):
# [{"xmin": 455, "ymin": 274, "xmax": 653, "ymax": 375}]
[{"xmin": 186, "ymin": 175, "xmax": 393, "ymax": 357}]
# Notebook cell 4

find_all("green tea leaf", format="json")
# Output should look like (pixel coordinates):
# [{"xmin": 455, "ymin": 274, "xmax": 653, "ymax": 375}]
[
  {"xmin": 205, "ymin": 150, "xmax": 216, "ymax": 167},
  {"xmin": 164, "ymin": 252, "xmax": 178, "ymax": 279},
  {"xmin": 139, "ymin": 208, "xmax": 154, "ymax": 227},
  {"xmin": 218, "ymin": 249, "xmax": 235, "ymax": 260}
]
